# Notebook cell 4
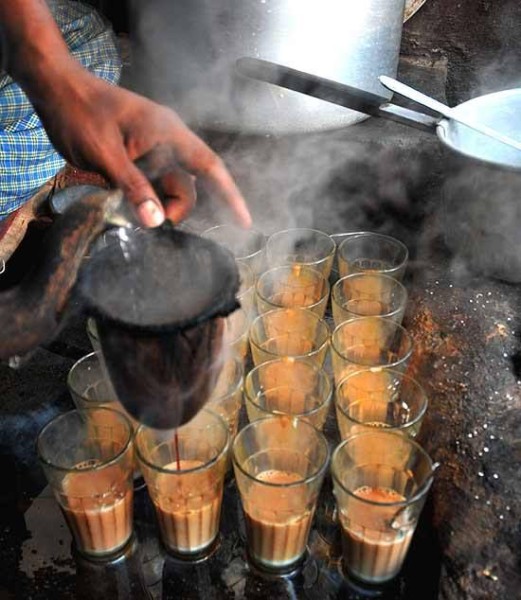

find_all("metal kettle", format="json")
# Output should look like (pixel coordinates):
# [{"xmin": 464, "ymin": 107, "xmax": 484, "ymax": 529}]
[
  {"xmin": 0, "ymin": 187, "xmax": 126, "ymax": 361},
  {"xmin": 0, "ymin": 145, "xmax": 186, "ymax": 362},
  {"xmin": 132, "ymin": 0, "xmax": 407, "ymax": 134},
  {"xmin": 0, "ymin": 183, "xmax": 241, "ymax": 430}
]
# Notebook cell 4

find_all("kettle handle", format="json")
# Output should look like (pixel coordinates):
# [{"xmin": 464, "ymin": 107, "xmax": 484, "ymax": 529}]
[
  {"xmin": 236, "ymin": 57, "xmax": 439, "ymax": 133},
  {"xmin": 0, "ymin": 145, "xmax": 187, "ymax": 361},
  {"xmin": 0, "ymin": 188, "xmax": 120, "ymax": 360}
]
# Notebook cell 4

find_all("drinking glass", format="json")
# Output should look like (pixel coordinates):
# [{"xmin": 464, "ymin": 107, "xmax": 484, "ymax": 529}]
[
  {"xmin": 233, "ymin": 416, "xmax": 329, "ymax": 573},
  {"xmin": 335, "ymin": 369, "xmax": 428, "ymax": 439},
  {"xmin": 331, "ymin": 431, "xmax": 435, "ymax": 584},
  {"xmin": 68, "ymin": 352, "xmax": 138, "ymax": 429},
  {"xmin": 68, "ymin": 351, "xmax": 117, "ymax": 410},
  {"xmin": 331, "ymin": 317, "xmax": 413, "ymax": 385},
  {"xmin": 202, "ymin": 224, "xmax": 266, "ymax": 276},
  {"xmin": 207, "ymin": 356, "xmax": 244, "ymax": 441},
  {"xmin": 244, "ymin": 358, "xmax": 332, "ymax": 430},
  {"xmin": 37, "ymin": 408, "xmax": 134, "ymax": 558},
  {"xmin": 266, "ymin": 228, "xmax": 336, "ymax": 279},
  {"xmin": 223, "ymin": 307, "xmax": 250, "ymax": 363},
  {"xmin": 331, "ymin": 273, "xmax": 407, "ymax": 327},
  {"xmin": 249, "ymin": 308, "xmax": 330, "ymax": 367},
  {"xmin": 256, "ymin": 265, "xmax": 330, "ymax": 318},
  {"xmin": 337, "ymin": 232, "xmax": 408, "ymax": 281},
  {"xmin": 135, "ymin": 410, "xmax": 229, "ymax": 559}
]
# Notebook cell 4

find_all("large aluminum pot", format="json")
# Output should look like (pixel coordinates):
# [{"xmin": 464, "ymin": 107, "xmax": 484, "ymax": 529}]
[{"xmin": 135, "ymin": 0, "xmax": 407, "ymax": 134}]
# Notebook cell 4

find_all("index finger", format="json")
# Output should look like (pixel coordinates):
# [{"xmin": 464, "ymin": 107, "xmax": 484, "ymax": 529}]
[
  {"xmin": 196, "ymin": 150, "xmax": 252, "ymax": 228},
  {"xmin": 164, "ymin": 123, "xmax": 252, "ymax": 228}
]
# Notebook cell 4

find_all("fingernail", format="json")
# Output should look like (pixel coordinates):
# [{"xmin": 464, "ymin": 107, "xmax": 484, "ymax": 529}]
[{"xmin": 137, "ymin": 199, "xmax": 164, "ymax": 227}]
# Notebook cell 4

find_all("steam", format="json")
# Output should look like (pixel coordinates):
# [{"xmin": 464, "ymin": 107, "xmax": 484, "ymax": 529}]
[
  {"xmin": 424, "ymin": 0, "xmax": 521, "ymax": 285},
  {"xmin": 472, "ymin": 0, "xmax": 521, "ymax": 99},
  {"xmin": 429, "ymin": 166, "xmax": 521, "ymax": 284},
  {"xmin": 188, "ymin": 130, "xmax": 426, "ymax": 244},
  {"xmin": 126, "ymin": 0, "xmax": 521, "ymax": 287},
  {"xmin": 127, "ymin": 0, "xmax": 414, "ymax": 236},
  {"xmin": 128, "ymin": 0, "xmax": 397, "ymax": 133}
]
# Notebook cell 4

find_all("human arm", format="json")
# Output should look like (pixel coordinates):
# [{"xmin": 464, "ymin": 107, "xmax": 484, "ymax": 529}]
[{"xmin": 0, "ymin": 0, "xmax": 251, "ymax": 228}]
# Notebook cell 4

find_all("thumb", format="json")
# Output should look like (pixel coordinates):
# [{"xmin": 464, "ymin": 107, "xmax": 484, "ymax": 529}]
[{"xmin": 103, "ymin": 149, "xmax": 165, "ymax": 228}]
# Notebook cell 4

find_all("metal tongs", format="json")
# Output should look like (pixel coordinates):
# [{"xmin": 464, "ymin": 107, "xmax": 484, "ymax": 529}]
[{"xmin": 237, "ymin": 57, "xmax": 521, "ymax": 171}]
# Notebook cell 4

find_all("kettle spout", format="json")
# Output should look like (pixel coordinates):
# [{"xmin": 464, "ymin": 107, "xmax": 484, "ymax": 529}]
[{"xmin": 0, "ymin": 189, "xmax": 125, "ymax": 360}]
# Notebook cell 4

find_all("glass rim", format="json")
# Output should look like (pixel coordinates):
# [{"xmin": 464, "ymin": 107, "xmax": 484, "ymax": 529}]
[
  {"xmin": 67, "ymin": 350, "xmax": 103, "ymax": 397},
  {"xmin": 337, "ymin": 231, "xmax": 409, "ymax": 273},
  {"xmin": 86, "ymin": 317, "xmax": 98, "ymax": 341},
  {"xmin": 249, "ymin": 307, "xmax": 330, "ymax": 360},
  {"xmin": 256, "ymin": 265, "xmax": 330, "ymax": 312},
  {"xmin": 232, "ymin": 415, "xmax": 330, "ymax": 488},
  {"xmin": 134, "ymin": 409, "xmax": 230, "ymax": 475},
  {"xmin": 202, "ymin": 224, "xmax": 266, "ymax": 261},
  {"xmin": 335, "ymin": 368, "xmax": 428, "ymax": 429},
  {"xmin": 266, "ymin": 228, "xmax": 336, "ymax": 266},
  {"xmin": 332, "ymin": 273, "xmax": 407, "ymax": 321},
  {"xmin": 37, "ymin": 407, "xmax": 133, "ymax": 473},
  {"xmin": 331, "ymin": 430, "xmax": 434, "ymax": 507},
  {"xmin": 331, "ymin": 316, "xmax": 413, "ymax": 367},
  {"xmin": 212, "ymin": 356, "xmax": 244, "ymax": 401}
]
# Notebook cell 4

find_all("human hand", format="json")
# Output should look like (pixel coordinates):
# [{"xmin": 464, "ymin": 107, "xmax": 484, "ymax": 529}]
[{"xmin": 31, "ymin": 63, "xmax": 252, "ymax": 228}]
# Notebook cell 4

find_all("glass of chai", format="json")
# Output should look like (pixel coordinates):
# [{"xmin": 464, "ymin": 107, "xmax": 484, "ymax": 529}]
[
  {"xmin": 337, "ymin": 232, "xmax": 408, "ymax": 281},
  {"xmin": 37, "ymin": 408, "xmax": 134, "ymax": 558},
  {"xmin": 335, "ymin": 369, "xmax": 428, "ymax": 439},
  {"xmin": 331, "ymin": 431, "xmax": 435, "ymax": 584},
  {"xmin": 244, "ymin": 357, "xmax": 332, "ymax": 431},
  {"xmin": 135, "ymin": 410, "xmax": 229, "ymax": 559},
  {"xmin": 202, "ymin": 224, "xmax": 266, "ymax": 277},
  {"xmin": 256, "ymin": 265, "xmax": 330, "ymax": 318},
  {"xmin": 331, "ymin": 316, "xmax": 413, "ymax": 386},
  {"xmin": 266, "ymin": 228, "xmax": 336, "ymax": 280},
  {"xmin": 331, "ymin": 273, "xmax": 408, "ymax": 328},
  {"xmin": 233, "ymin": 416, "xmax": 329, "ymax": 574},
  {"xmin": 250, "ymin": 307, "xmax": 330, "ymax": 367}
]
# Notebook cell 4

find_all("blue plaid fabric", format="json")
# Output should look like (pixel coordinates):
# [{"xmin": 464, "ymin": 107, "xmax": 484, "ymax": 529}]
[{"xmin": 0, "ymin": 0, "xmax": 122, "ymax": 218}]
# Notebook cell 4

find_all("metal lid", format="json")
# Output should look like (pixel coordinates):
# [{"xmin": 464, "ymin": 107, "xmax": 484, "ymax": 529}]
[{"xmin": 77, "ymin": 225, "xmax": 240, "ymax": 332}]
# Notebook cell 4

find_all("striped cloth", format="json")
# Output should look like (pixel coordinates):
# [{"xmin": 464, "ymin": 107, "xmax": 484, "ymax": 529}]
[{"xmin": 0, "ymin": 0, "xmax": 122, "ymax": 218}]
